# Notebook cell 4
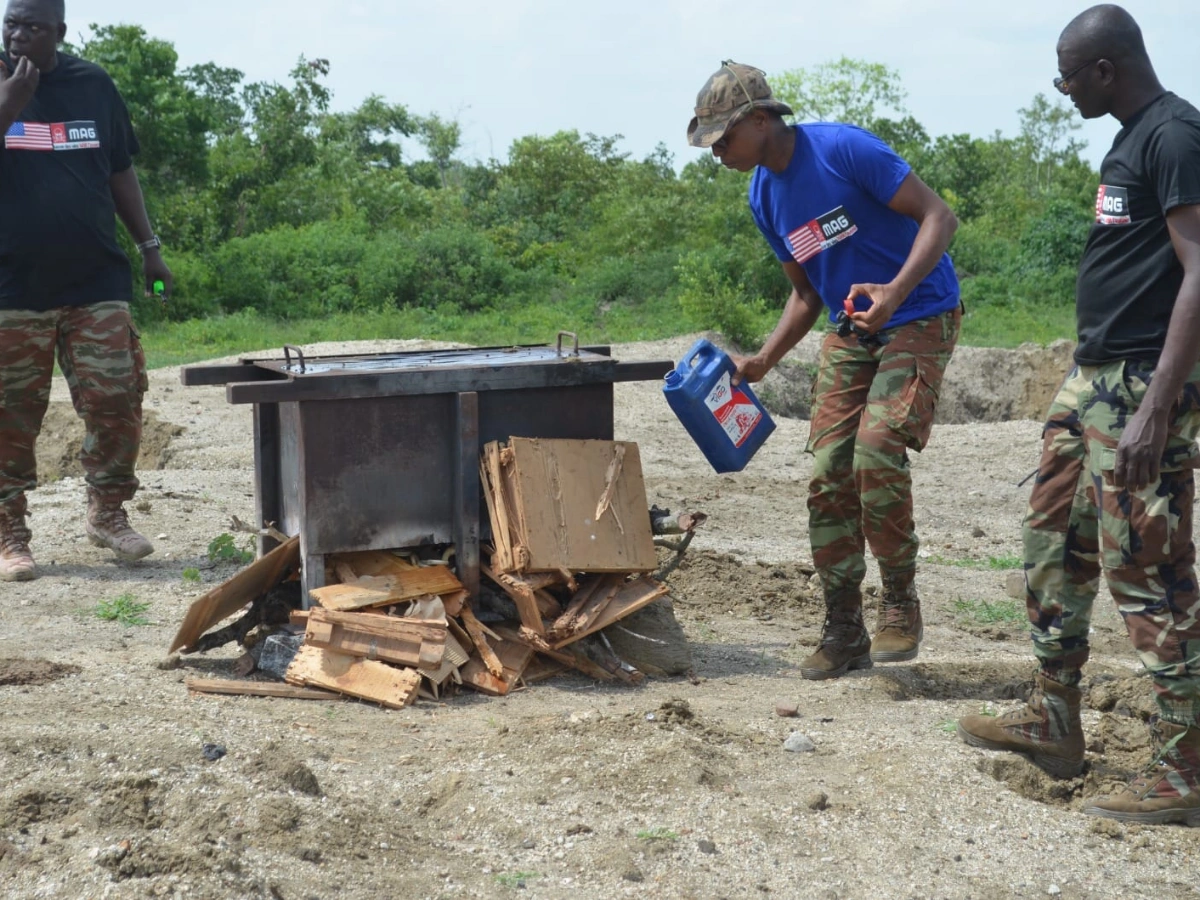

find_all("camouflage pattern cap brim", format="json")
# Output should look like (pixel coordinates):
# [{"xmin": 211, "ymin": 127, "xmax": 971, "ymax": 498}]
[{"xmin": 686, "ymin": 98, "xmax": 793, "ymax": 148}]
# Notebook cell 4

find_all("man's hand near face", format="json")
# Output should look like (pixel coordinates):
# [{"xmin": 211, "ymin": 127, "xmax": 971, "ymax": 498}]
[{"xmin": 0, "ymin": 55, "xmax": 39, "ymax": 123}]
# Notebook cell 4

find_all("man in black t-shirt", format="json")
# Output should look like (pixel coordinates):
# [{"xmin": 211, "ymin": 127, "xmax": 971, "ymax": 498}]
[
  {"xmin": 959, "ymin": 4, "xmax": 1200, "ymax": 826},
  {"xmin": 0, "ymin": 0, "xmax": 172, "ymax": 581}
]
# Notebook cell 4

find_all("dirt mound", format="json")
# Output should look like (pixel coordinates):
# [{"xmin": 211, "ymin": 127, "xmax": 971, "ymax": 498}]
[
  {"xmin": 746, "ymin": 335, "xmax": 1076, "ymax": 424},
  {"xmin": 0, "ymin": 659, "xmax": 81, "ymax": 687},
  {"xmin": 34, "ymin": 402, "xmax": 183, "ymax": 483}
]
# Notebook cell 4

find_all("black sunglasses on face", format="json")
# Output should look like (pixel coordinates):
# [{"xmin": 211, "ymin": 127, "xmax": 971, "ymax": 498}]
[{"xmin": 1054, "ymin": 59, "xmax": 1099, "ymax": 94}]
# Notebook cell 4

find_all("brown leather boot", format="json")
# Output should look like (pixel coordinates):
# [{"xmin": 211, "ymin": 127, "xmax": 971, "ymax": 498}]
[
  {"xmin": 1084, "ymin": 717, "xmax": 1200, "ymax": 825},
  {"xmin": 799, "ymin": 587, "xmax": 873, "ymax": 681},
  {"xmin": 0, "ymin": 502, "xmax": 37, "ymax": 582},
  {"xmin": 957, "ymin": 672, "xmax": 1085, "ymax": 778},
  {"xmin": 871, "ymin": 567, "xmax": 923, "ymax": 663},
  {"xmin": 86, "ymin": 492, "xmax": 154, "ymax": 561}
]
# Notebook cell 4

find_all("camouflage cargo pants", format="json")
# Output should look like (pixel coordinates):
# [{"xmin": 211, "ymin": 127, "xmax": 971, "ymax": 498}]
[
  {"xmin": 0, "ymin": 301, "xmax": 148, "ymax": 514},
  {"xmin": 806, "ymin": 307, "xmax": 960, "ymax": 593},
  {"xmin": 1025, "ymin": 360, "xmax": 1200, "ymax": 726}
]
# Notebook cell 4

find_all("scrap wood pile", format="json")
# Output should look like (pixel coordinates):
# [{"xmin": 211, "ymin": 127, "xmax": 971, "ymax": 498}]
[{"xmin": 171, "ymin": 438, "xmax": 704, "ymax": 709}]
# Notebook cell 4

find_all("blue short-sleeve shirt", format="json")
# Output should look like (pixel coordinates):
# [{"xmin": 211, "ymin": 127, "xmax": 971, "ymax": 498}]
[{"xmin": 749, "ymin": 123, "xmax": 960, "ymax": 328}]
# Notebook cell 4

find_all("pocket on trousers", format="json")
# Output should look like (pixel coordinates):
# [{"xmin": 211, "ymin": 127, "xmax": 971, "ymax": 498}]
[
  {"xmin": 1096, "ymin": 444, "xmax": 1185, "ymax": 570},
  {"xmin": 886, "ymin": 357, "xmax": 942, "ymax": 452}
]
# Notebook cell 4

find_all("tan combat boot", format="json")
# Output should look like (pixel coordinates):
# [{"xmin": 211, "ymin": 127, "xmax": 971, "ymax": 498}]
[
  {"xmin": 0, "ymin": 503, "xmax": 37, "ymax": 582},
  {"xmin": 86, "ymin": 492, "xmax": 154, "ymax": 561},
  {"xmin": 957, "ymin": 672, "xmax": 1085, "ymax": 778},
  {"xmin": 1084, "ymin": 717, "xmax": 1200, "ymax": 826},
  {"xmin": 871, "ymin": 567, "xmax": 923, "ymax": 663},
  {"xmin": 799, "ymin": 587, "xmax": 873, "ymax": 681}
]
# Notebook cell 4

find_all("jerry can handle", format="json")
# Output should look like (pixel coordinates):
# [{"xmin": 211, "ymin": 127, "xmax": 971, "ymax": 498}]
[
  {"xmin": 555, "ymin": 331, "xmax": 579, "ymax": 357},
  {"xmin": 679, "ymin": 339, "xmax": 716, "ymax": 370}
]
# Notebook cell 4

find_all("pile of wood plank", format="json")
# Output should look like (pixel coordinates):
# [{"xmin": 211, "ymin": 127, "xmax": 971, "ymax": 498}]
[
  {"xmin": 475, "ymin": 437, "xmax": 670, "ymax": 686},
  {"xmin": 174, "ymin": 437, "xmax": 680, "ymax": 708}
]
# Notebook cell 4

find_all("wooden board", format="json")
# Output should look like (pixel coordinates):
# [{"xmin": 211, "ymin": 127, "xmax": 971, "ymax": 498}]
[
  {"xmin": 310, "ymin": 567, "xmax": 463, "ymax": 612},
  {"xmin": 459, "ymin": 631, "xmax": 534, "ymax": 696},
  {"xmin": 285, "ymin": 646, "xmax": 421, "ymax": 709},
  {"xmin": 303, "ymin": 608, "xmax": 447, "ymax": 668},
  {"xmin": 170, "ymin": 536, "xmax": 301, "ymax": 654},
  {"xmin": 506, "ymin": 438, "xmax": 656, "ymax": 573},
  {"xmin": 481, "ymin": 563, "xmax": 551, "ymax": 634},
  {"xmin": 549, "ymin": 575, "xmax": 669, "ymax": 650},
  {"xmin": 185, "ymin": 677, "xmax": 341, "ymax": 701},
  {"xmin": 327, "ymin": 550, "xmax": 417, "ymax": 579}
]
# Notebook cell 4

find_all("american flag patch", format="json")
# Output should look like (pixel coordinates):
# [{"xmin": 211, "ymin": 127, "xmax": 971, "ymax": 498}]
[
  {"xmin": 786, "ymin": 206, "xmax": 858, "ymax": 264},
  {"xmin": 5, "ymin": 121, "xmax": 54, "ymax": 150}
]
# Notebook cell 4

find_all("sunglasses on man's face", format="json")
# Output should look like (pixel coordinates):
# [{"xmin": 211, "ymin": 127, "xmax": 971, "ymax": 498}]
[{"xmin": 1053, "ymin": 59, "xmax": 1099, "ymax": 95}]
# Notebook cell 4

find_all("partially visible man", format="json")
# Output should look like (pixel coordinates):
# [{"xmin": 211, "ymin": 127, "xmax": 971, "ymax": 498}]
[
  {"xmin": 958, "ymin": 4, "xmax": 1200, "ymax": 826},
  {"xmin": 0, "ymin": 0, "xmax": 171, "ymax": 581},
  {"xmin": 687, "ymin": 62, "xmax": 960, "ymax": 680}
]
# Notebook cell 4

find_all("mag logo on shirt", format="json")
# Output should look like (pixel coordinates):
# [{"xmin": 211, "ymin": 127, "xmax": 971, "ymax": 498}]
[
  {"xmin": 1095, "ymin": 184, "xmax": 1132, "ymax": 226},
  {"xmin": 4, "ymin": 120, "xmax": 101, "ymax": 152},
  {"xmin": 786, "ymin": 206, "xmax": 858, "ymax": 264}
]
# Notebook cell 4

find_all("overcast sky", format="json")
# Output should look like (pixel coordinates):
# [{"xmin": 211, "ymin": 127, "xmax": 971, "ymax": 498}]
[{"xmin": 62, "ymin": 0, "xmax": 1199, "ymax": 169}]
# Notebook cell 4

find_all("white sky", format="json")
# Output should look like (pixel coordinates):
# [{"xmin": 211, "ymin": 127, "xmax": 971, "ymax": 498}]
[{"xmin": 62, "ymin": 0, "xmax": 1200, "ymax": 169}]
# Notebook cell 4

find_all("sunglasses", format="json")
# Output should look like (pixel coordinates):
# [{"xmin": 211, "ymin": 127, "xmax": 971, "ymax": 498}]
[{"xmin": 1053, "ymin": 59, "xmax": 1099, "ymax": 94}]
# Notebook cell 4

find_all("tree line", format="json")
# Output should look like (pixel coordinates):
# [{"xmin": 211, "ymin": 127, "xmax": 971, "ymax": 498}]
[{"xmin": 79, "ymin": 28, "xmax": 1096, "ymax": 346}]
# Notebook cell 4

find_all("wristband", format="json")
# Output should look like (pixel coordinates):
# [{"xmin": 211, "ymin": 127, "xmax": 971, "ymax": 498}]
[{"xmin": 136, "ymin": 235, "xmax": 162, "ymax": 254}]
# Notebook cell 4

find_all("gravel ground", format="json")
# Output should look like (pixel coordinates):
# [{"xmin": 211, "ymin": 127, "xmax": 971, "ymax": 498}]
[{"xmin": 1, "ymin": 333, "xmax": 1197, "ymax": 900}]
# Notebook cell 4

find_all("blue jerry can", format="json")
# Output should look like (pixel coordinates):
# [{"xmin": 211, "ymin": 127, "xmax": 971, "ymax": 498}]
[{"xmin": 663, "ymin": 338, "xmax": 776, "ymax": 473}]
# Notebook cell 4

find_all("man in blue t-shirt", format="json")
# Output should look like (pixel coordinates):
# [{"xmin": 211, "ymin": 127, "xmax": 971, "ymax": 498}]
[{"xmin": 687, "ymin": 61, "xmax": 961, "ymax": 680}]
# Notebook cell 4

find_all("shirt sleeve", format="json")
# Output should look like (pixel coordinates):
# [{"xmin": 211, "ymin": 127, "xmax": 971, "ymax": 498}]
[
  {"xmin": 108, "ymin": 83, "xmax": 139, "ymax": 173},
  {"xmin": 1147, "ymin": 116, "xmax": 1200, "ymax": 213},
  {"xmin": 834, "ymin": 125, "xmax": 912, "ymax": 207}
]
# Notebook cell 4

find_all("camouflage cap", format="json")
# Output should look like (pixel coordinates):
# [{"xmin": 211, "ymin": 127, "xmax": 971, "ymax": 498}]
[{"xmin": 687, "ymin": 61, "xmax": 794, "ymax": 148}]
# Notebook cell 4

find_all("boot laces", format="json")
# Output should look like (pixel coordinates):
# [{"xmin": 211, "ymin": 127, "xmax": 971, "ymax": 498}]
[
  {"xmin": 94, "ymin": 504, "xmax": 133, "ymax": 534},
  {"xmin": 819, "ymin": 610, "xmax": 862, "ymax": 647},
  {"xmin": 882, "ymin": 600, "xmax": 914, "ymax": 629}
]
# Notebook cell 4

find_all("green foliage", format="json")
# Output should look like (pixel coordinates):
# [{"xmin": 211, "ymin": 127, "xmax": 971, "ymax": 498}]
[
  {"xmin": 931, "ymin": 554, "xmax": 1023, "ymax": 570},
  {"xmin": 676, "ymin": 252, "xmax": 772, "ymax": 351},
  {"xmin": 92, "ymin": 594, "xmax": 151, "ymax": 626},
  {"xmin": 494, "ymin": 872, "xmax": 541, "ymax": 888},
  {"xmin": 65, "ymin": 31, "xmax": 1096, "ymax": 352},
  {"xmin": 207, "ymin": 533, "xmax": 255, "ymax": 565},
  {"xmin": 952, "ymin": 598, "xmax": 1028, "ymax": 626},
  {"xmin": 182, "ymin": 567, "xmax": 202, "ymax": 584}
]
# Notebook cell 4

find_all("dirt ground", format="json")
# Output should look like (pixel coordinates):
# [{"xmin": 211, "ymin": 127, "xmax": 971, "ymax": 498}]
[{"xmin": 2, "ymin": 332, "xmax": 1198, "ymax": 900}]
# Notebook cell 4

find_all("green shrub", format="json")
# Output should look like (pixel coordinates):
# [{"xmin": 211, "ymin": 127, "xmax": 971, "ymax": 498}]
[{"xmin": 676, "ymin": 251, "xmax": 771, "ymax": 351}]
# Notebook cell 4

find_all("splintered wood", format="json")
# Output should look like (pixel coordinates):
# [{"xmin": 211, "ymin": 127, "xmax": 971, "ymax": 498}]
[
  {"xmin": 179, "ymin": 436, "xmax": 681, "ymax": 710},
  {"xmin": 482, "ymin": 438, "xmax": 656, "ymax": 577},
  {"xmin": 475, "ymin": 437, "xmax": 672, "ymax": 682}
]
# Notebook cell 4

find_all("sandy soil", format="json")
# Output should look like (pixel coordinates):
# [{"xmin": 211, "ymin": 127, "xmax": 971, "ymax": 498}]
[{"xmin": 2, "ymin": 332, "xmax": 1198, "ymax": 900}]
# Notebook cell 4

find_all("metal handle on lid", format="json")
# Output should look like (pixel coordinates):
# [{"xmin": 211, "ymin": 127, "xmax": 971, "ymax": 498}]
[
  {"xmin": 555, "ymin": 331, "xmax": 580, "ymax": 357},
  {"xmin": 282, "ymin": 345, "xmax": 307, "ymax": 373}
]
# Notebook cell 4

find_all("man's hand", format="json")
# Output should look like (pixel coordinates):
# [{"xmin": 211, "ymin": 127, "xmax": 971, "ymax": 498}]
[
  {"xmin": 731, "ymin": 353, "xmax": 771, "ymax": 386},
  {"xmin": 1113, "ymin": 404, "xmax": 1170, "ymax": 491},
  {"xmin": 0, "ymin": 56, "xmax": 40, "ymax": 119},
  {"xmin": 846, "ymin": 282, "xmax": 905, "ymax": 334},
  {"xmin": 142, "ymin": 251, "xmax": 174, "ymax": 299}
]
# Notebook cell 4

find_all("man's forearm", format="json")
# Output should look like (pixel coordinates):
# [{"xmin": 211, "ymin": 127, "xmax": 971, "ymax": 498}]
[
  {"xmin": 109, "ymin": 166, "xmax": 155, "ymax": 244},
  {"xmin": 890, "ymin": 207, "xmax": 957, "ymax": 298},
  {"xmin": 758, "ymin": 289, "xmax": 824, "ymax": 368},
  {"xmin": 1141, "ymin": 273, "xmax": 1200, "ymax": 415}
]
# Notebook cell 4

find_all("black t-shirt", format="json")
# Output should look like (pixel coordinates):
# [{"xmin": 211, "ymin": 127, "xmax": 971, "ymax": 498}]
[
  {"xmin": 1075, "ymin": 93, "xmax": 1200, "ymax": 364},
  {"xmin": 0, "ymin": 52, "xmax": 139, "ymax": 311},
  {"xmin": 1074, "ymin": 92, "xmax": 1200, "ymax": 365}
]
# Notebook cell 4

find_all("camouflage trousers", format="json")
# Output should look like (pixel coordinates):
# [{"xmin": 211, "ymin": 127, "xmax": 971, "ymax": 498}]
[
  {"xmin": 1025, "ymin": 360, "xmax": 1200, "ymax": 727},
  {"xmin": 0, "ymin": 302, "xmax": 148, "ymax": 515},
  {"xmin": 806, "ymin": 307, "xmax": 960, "ymax": 593}
]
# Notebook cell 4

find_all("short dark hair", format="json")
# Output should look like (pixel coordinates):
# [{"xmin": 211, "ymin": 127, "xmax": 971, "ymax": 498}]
[{"xmin": 1061, "ymin": 4, "xmax": 1149, "ymax": 64}]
